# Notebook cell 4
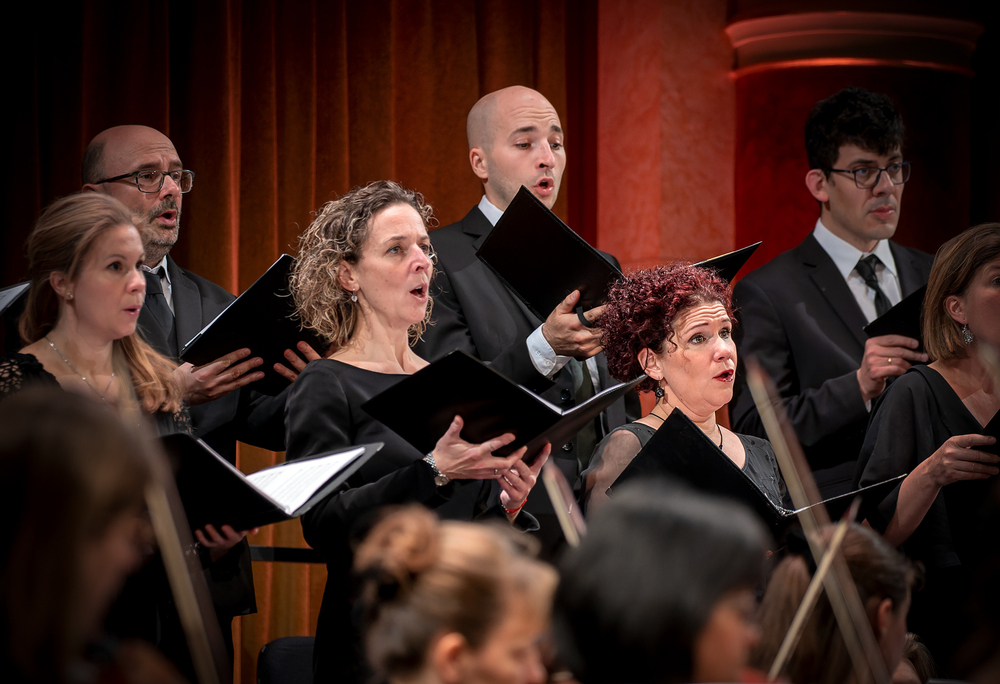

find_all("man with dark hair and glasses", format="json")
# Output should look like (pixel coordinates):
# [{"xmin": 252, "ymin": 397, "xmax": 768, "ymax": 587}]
[{"xmin": 729, "ymin": 87, "xmax": 933, "ymax": 498}]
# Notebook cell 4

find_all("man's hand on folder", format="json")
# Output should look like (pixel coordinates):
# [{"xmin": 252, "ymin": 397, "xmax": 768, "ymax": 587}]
[
  {"xmin": 274, "ymin": 340, "xmax": 323, "ymax": 383},
  {"xmin": 542, "ymin": 290, "xmax": 604, "ymax": 358},
  {"xmin": 176, "ymin": 347, "xmax": 265, "ymax": 406},
  {"xmin": 857, "ymin": 334, "xmax": 928, "ymax": 403}
]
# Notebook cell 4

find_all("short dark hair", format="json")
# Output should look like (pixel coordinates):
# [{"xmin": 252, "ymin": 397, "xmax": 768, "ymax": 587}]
[
  {"xmin": 600, "ymin": 264, "xmax": 733, "ymax": 393},
  {"xmin": 553, "ymin": 480, "xmax": 769, "ymax": 684},
  {"xmin": 805, "ymin": 87, "xmax": 904, "ymax": 171}
]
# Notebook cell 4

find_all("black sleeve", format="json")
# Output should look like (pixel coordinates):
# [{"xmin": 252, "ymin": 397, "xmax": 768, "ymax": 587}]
[{"xmin": 284, "ymin": 363, "xmax": 443, "ymax": 554}]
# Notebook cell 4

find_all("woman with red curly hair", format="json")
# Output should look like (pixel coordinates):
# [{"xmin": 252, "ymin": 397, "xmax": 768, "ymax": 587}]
[{"xmin": 582, "ymin": 264, "xmax": 784, "ymax": 513}]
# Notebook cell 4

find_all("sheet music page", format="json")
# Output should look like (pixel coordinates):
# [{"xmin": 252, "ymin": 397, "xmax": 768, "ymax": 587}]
[{"xmin": 246, "ymin": 447, "xmax": 366, "ymax": 514}]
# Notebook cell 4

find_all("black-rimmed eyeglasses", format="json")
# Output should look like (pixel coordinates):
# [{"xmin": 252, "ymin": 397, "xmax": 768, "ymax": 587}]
[
  {"xmin": 825, "ymin": 162, "xmax": 911, "ymax": 189},
  {"xmin": 95, "ymin": 169, "xmax": 195, "ymax": 194}
]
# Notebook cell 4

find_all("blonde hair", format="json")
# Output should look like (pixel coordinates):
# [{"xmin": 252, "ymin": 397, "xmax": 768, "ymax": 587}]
[
  {"xmin": 291, "ymin": 181, "xmax": 436, "ymax": 351},
  {"xmin": 923, "ymin": 223, "xmax": 1000, "ymax": 362},
  {"xmin": 355, "ymin": 506, "xmax": 556, "ymax": 679},
  {"xmin": 20, "ymin": 193, "xmax": 183, "ymax": 414}
]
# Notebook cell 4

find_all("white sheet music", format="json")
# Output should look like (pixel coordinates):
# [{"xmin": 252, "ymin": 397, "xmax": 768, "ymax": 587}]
[{"xmin": 247, "ymin": 447, "xmax": 366, "ymax": 514}]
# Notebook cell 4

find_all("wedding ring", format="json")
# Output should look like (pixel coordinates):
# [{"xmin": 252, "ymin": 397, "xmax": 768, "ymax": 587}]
[
  {"xmin": 887, "ymin": 358, "xmax": 892, "ymax": 365},
  {"xmin": 494, "ymin": 468, "xmax": 498, "ymax": 476}
]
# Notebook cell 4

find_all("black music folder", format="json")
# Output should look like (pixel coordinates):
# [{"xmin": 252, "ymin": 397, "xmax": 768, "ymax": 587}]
[
  {"xmin": 694, "ymin": 242, "xmax": 761, "ymax": 283},
  {"xmin": 863, "ymin": 285, "xmax": 927, "ymax": 346},
  {"xmin": 179, "ymin": 254, "xmax": 326, "ymax": 395},
  {"xmin": 362, "ymin": 350, "xmax": 643, "ymax": 464},
  {"xmin": 607, "ymin": 408, "xmax": 905, "ymax": 531},
  {"xmin": 1, "ymin": 281, "xmax": 29, "ymax": 354},
  {"xmin": 476, "ymin": 186, "xmax": 622, "ymax": 320},
  {"xmin": 160, "ymin": 433, "xmax": 381, "ymax": 532},
  {"xmin": 476, "ymin": 186, "xmax": 760, "ymax": 320}
]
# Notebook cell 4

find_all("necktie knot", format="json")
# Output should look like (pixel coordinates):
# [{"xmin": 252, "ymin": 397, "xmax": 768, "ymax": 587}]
[{"xmin": 855, "ymin": 254, "xmax": 891, "ymax": 317}]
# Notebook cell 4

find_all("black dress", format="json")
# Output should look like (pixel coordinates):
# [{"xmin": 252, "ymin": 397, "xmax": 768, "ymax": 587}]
[
  {"xmin": 582, "ymin": 421, "xmax": 786, "ymax": 514},
  {"xmin": 855, "ymin": 365, "xmax": 996, "ymax": 674},
  {"xmin": 285, "ymin": 358, "xmax": 520, "ymax": 683}
]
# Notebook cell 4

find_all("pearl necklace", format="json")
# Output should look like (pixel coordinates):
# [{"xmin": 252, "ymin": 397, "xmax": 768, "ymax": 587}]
[{"xmin": 45, "ymin": 336, "xmax": 115, "ymax": 402}]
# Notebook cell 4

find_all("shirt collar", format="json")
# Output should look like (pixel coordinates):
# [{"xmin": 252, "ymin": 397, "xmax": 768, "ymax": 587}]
[
  {"xmin": 812, "ymin": 219, "xmax": 897, "ymax": 280},
  {"xmin": 142, "ymin": 256, "xmax": 172, "ymax": 286},
  {"xmin": 478, "ymin": 195, "xmax": 504, "ymax": 227}
]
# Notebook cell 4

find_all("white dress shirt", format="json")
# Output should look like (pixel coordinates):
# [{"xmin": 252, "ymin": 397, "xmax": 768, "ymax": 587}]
[{"xmin": 812, "ymin": 219, "xmax": 902, "ymax": 324}]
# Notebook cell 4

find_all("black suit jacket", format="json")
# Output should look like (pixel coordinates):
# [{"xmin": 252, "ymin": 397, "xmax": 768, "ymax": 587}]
[
  {"xmin": 729, "ymin": 233, "xmax": 934, "ymax": 496},
  {"xmin": 137, "ymin": 256, "xmax": 288, "ymax": 463}
]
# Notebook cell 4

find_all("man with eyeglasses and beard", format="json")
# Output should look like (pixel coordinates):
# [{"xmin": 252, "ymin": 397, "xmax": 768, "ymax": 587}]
[
  {"xmin": 728, "ymin": 88, "xmax": 933, "ymax": 499},
  {"xmin": 81, "ymin": 125, "xmax": 312, "ymax": 675}
]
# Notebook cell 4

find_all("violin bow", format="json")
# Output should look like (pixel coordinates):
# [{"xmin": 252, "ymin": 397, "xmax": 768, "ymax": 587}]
[
  {"xmin": 745, "ymin": 357, "xmax": 889, "ymax": 684},
  {"xmin": 541, "ymin": 459, "xmax": 587, "ymax": 547},
  {"xmin": 144, "ymin": 436, "xmax": 229, "ymax": 684},
  {"xmin": 767, "ymin": 496, "xmax": 860, "ymax": 679}
]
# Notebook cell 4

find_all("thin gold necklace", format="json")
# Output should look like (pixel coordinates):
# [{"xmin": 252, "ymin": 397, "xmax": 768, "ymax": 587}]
[{"xmin": 45, "ymin": 336, "xmax": 115, "ymax": 402}]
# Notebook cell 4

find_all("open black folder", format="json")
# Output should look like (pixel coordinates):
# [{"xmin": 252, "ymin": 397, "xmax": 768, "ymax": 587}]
[
  {"xmin": 179, "ymin": 254, "xmax": 326, "ymax": 395},
  {"xmin": 362, "ymin": 350, "xmax": 643, "ymax": 464},
  {"xmin": 863, "ymin": 285, "xmax": 927, "ymax": 347},
  {"xmin": 607, "ymin": 409, "xmax": 905, "ymax": 532},
  {"xmin": 476, "ymin": 186, "xmax": 760, "ymax": 320},
  {"xmin": 160, "ymin": 433, "xmax": 381, "ymax": 532}
]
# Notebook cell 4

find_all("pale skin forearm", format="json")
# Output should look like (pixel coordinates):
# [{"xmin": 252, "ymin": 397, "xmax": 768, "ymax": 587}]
[{"xmin": 883, "ymin": 460, "xmax": 940, "ymax": 547}]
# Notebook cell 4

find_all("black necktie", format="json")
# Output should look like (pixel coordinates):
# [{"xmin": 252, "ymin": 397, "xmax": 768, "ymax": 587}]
[
  {"xmin": 144, "ymin": 268, "xmax": 175, "ymax": 340},
  {"xmin": 855, "ymin": 254, "xmax": 892, "ymax": 318}
]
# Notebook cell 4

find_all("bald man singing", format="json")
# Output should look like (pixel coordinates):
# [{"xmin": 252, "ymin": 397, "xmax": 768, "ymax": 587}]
[{"xmin": 415, "ymin": 87, "xmax": 636, "ymax": 555}]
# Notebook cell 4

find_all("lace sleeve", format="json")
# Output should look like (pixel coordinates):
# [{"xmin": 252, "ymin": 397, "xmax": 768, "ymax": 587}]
[
  {"xmin": 0, "ymin": 353, "xmax": 60, "ymax": 400},
  {"xmin": 582, "ymin": 428, "xmax": 643, "ymax": 515}
]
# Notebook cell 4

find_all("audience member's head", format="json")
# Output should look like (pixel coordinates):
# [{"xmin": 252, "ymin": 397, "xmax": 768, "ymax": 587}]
[
  {"xmin": 892, "ymin": 633, "xmax": 936, "ymax": 684},
  {"xmin": 752, "ymin": 523, "xmax": 918, "ymax": 684},
  {"xmin": 82, "ymin": 125, "xmax": 192, "ymax": 265},
  {"xmin": 601, "ymin": 264, "xmax": 733, "ymax": 394},
  {"xmin": 922, "ymin": 222, "xmax": 1000, "ymax": 363},
  {"xmin": 554, "ymin": 480, "xmax": 769, "ymax": 684},
  {"xmin": 355, "ymin": 505, "xmax": 556, "ymax": 684},
  {"xmin": 467, "ymin": 86, "xmax": 565, "ymax": 210},
  {"xmin": 0, "ymin": 389, "xmax": 152, "ymax": 683},
  {"xmin": 292, "ymin": 180, "xmax": 436, "ymax": 351}
]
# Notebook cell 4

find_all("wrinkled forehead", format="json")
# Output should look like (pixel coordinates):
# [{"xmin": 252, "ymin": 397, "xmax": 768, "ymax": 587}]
[
  {"xmin": 674, "ymin": 299, "xmax": 730, "ymax": 327},
  {"xmin": 102, "ymin": 132, "xmax": 183, "ymax": 176}
]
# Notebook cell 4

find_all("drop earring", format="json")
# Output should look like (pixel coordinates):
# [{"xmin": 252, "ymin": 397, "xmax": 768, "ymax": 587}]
[
  {"xmin": 961, "ymin": 323, "xmax": 974, "ymax": 345},
  {"xmin": 653, "ymin": 385, "xmax": 665, "ymax": 399},
  {"xmin": 351, "ymin": 289, "xmax": 358, "ymax": 303}
]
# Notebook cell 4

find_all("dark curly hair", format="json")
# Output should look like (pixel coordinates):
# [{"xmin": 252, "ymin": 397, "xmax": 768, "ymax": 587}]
[
  {"xmin": 601, "ymin": 264, "xmax": 732, "ymax": 392},
  {"xmin": 805, "ymin": 87, "xmax": 904, "ymax": 172}
]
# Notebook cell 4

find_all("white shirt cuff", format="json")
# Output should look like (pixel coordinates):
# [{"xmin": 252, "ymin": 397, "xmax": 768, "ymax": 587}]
[{"xmin": 527, "ymin": 326, "xmax": 572, "ymax": 379}]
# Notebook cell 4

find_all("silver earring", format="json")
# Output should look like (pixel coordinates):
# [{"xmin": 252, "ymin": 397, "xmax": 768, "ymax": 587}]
[
  {"xmin": 350, "ymin": 289, "xmax": 358, "ymax": 303},
  {"xmin": 67, "ymin": 292, "xmax": 74, "ymax": 300},
  {"xmin": 961, "ymin": 323, "xmax": 974, "ymax": 345}
]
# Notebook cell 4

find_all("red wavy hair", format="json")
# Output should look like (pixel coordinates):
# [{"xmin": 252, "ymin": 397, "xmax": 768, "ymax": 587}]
[{"xmin": 601, "ymin": 264, "xmax": 733, "ymax": 392}]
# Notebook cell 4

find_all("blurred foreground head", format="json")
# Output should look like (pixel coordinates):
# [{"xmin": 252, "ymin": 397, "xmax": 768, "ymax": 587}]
[
  {"xmin": 0, "ymin": 389, "xmax": 152, "ymax": 683},
  {"xmin": 554, "ymin": 480, "xmax": 769, "ymax": 684},
  {"xmin": 355, "ymin": 505, "xmax": 557, "ymax": 684}
]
